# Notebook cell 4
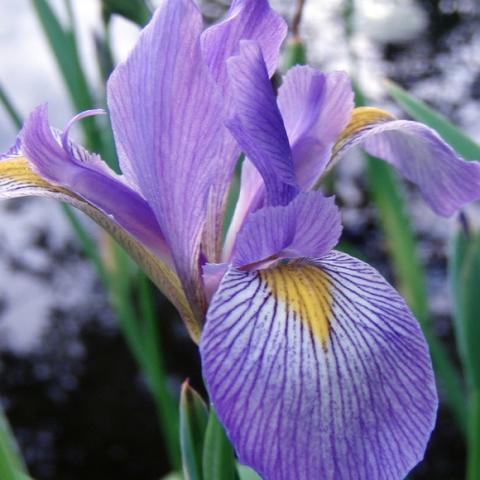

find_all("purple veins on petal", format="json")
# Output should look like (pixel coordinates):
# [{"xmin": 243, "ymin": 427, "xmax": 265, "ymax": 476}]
[
  {"xmin": 231, "ymin": 191, "xmax": 342, "ymax": 268},
  {"xmin": 201, "ymin": 0, "xmax": 287, "ymax": 90},
  {"xmin": 200, "ymin": 0, "xmax": 287, "ymax": 262},
  {"xmin": 334, "ymin": 107, "xmax": 480, "ymax": 217},
  {"xmin": 107, "ymin": 0, "xmax": 224, "ymax": 304},
  {"xmin": 277, "ymin": 66, "xmax": 354, "ymax": 189},
  {"xmin": 362, "ymin": 120, "xmax": 480, "ymax": 216},
  {"xmin": 20, "ymin": 104, "xmax": 170, "ymax": 260},
  {"xmin": 200, "ymin": 251, "xmax": 438, "ymax": 480},
  {"xmin": 226, "ymin": 40, "xmax": 298, "ymax": 206}
]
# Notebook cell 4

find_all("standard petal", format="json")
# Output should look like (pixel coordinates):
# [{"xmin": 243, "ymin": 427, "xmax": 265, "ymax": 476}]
[
  {"xmin": 200, "ymin": 0, "xmax": 287, "ymax": 261},
  {"xmin": 21, "ymin": 104, "xmax": 170, "ymax": 260},
  {"xmin": 0, "ymin": 155, "xmax": 199, "ymax": 340},
  {"xmin": 201, "ymin": 251, "xmax": 437, "ymax": 480},
  {"xmin": 201, "ymin": 0, "xmax": 287, "ymax": 88},
  {"xmin": 333, "ymin": 107, "xmax": 480, "ymax": 216},
  {"xmin": 108, "ymin": 0, "xmax": 223, "ymax": 311},
  {"xmin": 277, "ymin": 67, "xmax": 354, "ymax": 189},
  {"xmin": 231, "ymin": 191, "xmax": 342, "ymax": 268},
  {"xmin": 224, "ymin": 68, "xmax": 353, "ymax": 254},
  {"xmin": 226, "ymin": 40, "xmax": 298, "ymax": 206}
]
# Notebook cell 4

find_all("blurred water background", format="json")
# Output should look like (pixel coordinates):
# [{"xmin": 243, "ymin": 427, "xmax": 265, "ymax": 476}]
[{"xmin": 1, "ymin": 0, "xmax": 480, "ymax": 478}]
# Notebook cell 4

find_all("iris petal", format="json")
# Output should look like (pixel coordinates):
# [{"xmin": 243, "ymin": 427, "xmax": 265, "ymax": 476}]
[
  {"xmin": 21, "ymin": 104, "xmax": 170, "ymax": 260},
  {"xmin": 200, "ymin": 0, "xmax": 287, "ymax": 261},
  {"xmin": 0, "ymin": 155, "xmax": 198, "ymax": 339},
  {"xmin": 201, "ymin": 251, "xmax": 437, "ymax": 480},
  {"xmin": 231, "ymin": 191, "xmax": 342, "ymax": 268},
  {"xmin": 226, "ymin": 40, "xmax": 298, "ymax": 206},
  {"xmin": 333, "ymin": 107, "xmax": 480, "ymax": 216},
  {"xmin": 277, "ymin": 67, "xmax": 354, "ymax": 189},
  {"xmin": 225, "ymin": 68, "xmax": 353, "ymax": 255},
  {"xmin": 108, "ymin": 0, "xmax": 223, "ymax": 316}
]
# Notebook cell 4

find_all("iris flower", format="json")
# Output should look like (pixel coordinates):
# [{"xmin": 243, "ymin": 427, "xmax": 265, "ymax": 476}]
[{"xmin": 2, "ymin": 1, "xmax": 480, "ymax": 478}]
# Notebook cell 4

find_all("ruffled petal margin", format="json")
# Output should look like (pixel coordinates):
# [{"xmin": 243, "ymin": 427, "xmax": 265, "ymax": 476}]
[{"xmin": 201, "ymin": 251, "xmax": 438, "ymax": 480}]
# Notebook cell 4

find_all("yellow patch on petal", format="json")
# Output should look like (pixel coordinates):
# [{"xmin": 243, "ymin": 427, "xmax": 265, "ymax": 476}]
[
  {"xmin": 0, "ymin": 156, "xmax": 70, "ymax": 193},
  {"xmin": 333, "ymin": 106, "xmax": 394, "ymax": 157},
  {"xmin": 260, "ymin": 262, "xmax": 333, "ymax": 346}
]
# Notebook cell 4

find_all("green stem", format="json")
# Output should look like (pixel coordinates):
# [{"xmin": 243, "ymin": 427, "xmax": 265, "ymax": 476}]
[
  {"xmin": 467, "ymin": 390, "xmax": 480, "ymax": 480},
  {"xmin": 138, "ymin": 273, "xmax": 181, "ymax": 470}
]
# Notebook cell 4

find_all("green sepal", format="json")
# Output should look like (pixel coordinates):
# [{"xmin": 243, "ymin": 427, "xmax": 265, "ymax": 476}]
[{"xmin": 179, "ymin": 381, "xmax": 209, "ymax": 480}]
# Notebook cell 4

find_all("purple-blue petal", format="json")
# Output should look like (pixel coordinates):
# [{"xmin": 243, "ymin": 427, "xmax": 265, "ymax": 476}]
[
  {"xmin": 107, "ymin": 0, "xmax": 223, "ymax": 298},
  {"xmin": 201, "ymin": 0, "xmax": 287, "ymax": 89},
  {"xmin": 231, "ymin": 191, "xmax": 341, "ymax": 268},
  {"xmin": 226, "ymin": 40, "xmax": 298, "ymax": 206},
  {"xmin": 201, "ymin": 251, "xmax": 438, "ymax": 480},
  {"xmin": 339, "ymin": 117, "xmax": 480, "ymax": 216},
  {"xmin": 200, "ymin": 0, "xmax": 287, "ymax": 260},
  {"xmin": 20, "ymin": 104, "xmax": 169, "ymax": 259},
  {"xmin": 277, "ymin": 67, "xmax": 354, "ymax": 189}
]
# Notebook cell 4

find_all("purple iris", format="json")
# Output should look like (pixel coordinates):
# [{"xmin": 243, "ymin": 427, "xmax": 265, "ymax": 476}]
[{"xmin": 2, "ymin": 0, "xmax": 480, "ymax": 478}]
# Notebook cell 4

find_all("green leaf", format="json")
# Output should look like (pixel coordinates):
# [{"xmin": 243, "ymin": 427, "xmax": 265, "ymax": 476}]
[
  {"xmin": 449, "ymin": 228, "xmax": 480, "ymax": 389},
  {"xmin": 282, "ymin": 39, "xmax": 307, "ymax": 71},
  {"xmin": 180, "ymin": 382, "xmax": 209, "ymax": 480},
  {"xmin": 450, "ymin": 227, "xmax": 480, "ymax": 480},
  {"xmin": 467, "ymin": 389, "xmax": 480, "ymax": 480},
  {"xmin": 385, "ymin": 80, "xmax": 480, "ymax": 160},
  {"xmin": 101, "ymin": 0, "xmax": 152, "ymax": 26},
  {"xmin": 15, "ymin": 474, "xmax": 34, "ymax": 480},
  {"xmin": 138, "ymin": 272, "xmax": 180, "ymax": 470},
  {"xmin": 160, "ymin": 473, "xmax": 183, "ymax": 480},
  {"xmin": 237, "ymin": 464, "xmax": 261, "ymax": 480},
  {"xmin": 31, "ymin": 0, "xmax": 103, "ymax": 154},
  {"xmin": 202, "ymin": 409, "xmax": 237, "ymax": 480},
  {"xmin": 0, "ymin": 405, "xmax": 28, "ymax": 480},
  {"xmin": 0, "ymin": 84, "xmax": 22, "ymax": 130}
]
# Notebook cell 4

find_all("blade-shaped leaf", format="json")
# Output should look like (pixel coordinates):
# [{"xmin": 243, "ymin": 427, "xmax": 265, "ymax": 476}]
[
  {"xmin": 0, "ymin": 405, "xmax": 28, "ymax": 480},
  {"xmin": 449, "ymin": 228, "xmax": 480, "ymax": 389},
  {"xmin": 449, "ymin": 226, "xmax": 480, "ymax": 480},
  {"xmin": 160, "ymin": 473, "xmax": 183, "ymax": 480},
  {"xmin": 180, "ymin": 381, "xmax": 209, "ymax": 480},
  {"xmin": 202, "ymin": 409, "xmax": 237, "ymax": 480},
  {"xmin": 0, "ymin": 84, "xmax": 22, "ymax": 129},
  {"xmin": 31, "ymin": 0, "xmax": 103, "ymax": 154},
  {"xmin": 101, "ymin": 0, "xmax": 152, "ymax": 26}
]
